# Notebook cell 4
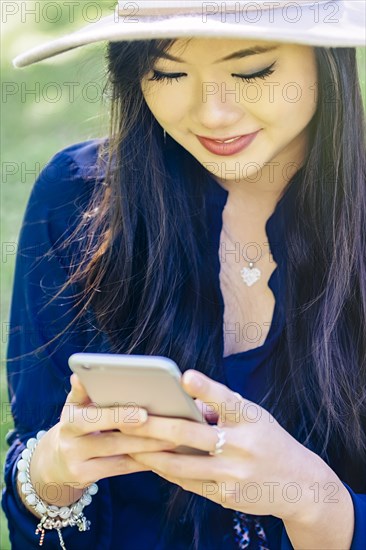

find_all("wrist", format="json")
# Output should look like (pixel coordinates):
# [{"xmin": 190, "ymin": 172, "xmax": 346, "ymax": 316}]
[
  {"xmin": 16, "ymin": 430, "xmax": 99, "ymax": 547},
  {"xmin": 281, "ymin": 452, "xmax": 355, "ymax": 550},
  {"xmin": 282, "ymin": 448, "xmax": 343, "ymax": 525},
  {"xmin": 29, "ymin": 425, "xmax": 84, "ymax": 507}
]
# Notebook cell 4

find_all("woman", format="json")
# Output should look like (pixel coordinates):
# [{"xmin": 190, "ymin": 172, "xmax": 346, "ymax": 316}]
[{"xmin": 3, "ymin": 1, "xmax": 366, "ymax": 549}]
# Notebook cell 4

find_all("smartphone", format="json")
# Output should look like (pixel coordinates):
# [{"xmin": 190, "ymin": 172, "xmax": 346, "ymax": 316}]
[{"xmin": 68, "ymin": 352, "xmax": 209, "ymax": 455}]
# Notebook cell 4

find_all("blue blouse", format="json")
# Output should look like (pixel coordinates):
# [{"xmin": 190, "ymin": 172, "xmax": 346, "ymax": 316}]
[{"xmin": 2, "ymin": 139, "xmax": 366, "ymax": 549}]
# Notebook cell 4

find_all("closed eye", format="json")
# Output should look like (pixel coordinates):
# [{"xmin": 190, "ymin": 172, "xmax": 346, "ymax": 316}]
[
  {"xmin": 148, "ymin": 62, "xmax": 277, "ymax": 84},
  {"xmin": 149, "ymin": 71, "xmax": 185, "ymax": 83},
  {"xmin": 233, "ymin": 62, "xmax": 277, "ymax": 83}
]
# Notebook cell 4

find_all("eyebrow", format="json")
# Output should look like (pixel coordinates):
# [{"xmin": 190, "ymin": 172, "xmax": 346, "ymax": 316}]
[{"xmin": 156, "ymin": 45, "xmax": 279, "ymax": 64}]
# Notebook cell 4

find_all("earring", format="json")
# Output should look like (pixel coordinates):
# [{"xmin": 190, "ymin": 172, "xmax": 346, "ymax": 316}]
[{"xmin": 163, "ymin": 129, "xmax": 167, "ymax": 144}]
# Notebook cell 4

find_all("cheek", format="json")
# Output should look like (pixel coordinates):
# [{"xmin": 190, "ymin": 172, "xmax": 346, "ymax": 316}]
[
  {"xmin": 287, "ymin": 81, "xmax": 317, "ymax": 133},
  {"xmin": 275, "ymin": 56, "xmax": 318, "ymax": 129},
  {"xmin": 142, "ymin": 84, "xmax": 188, "ymax": 126},
  {"xmin": 257, "ymin": 74, "xmax": 317, "ymax": 132}
]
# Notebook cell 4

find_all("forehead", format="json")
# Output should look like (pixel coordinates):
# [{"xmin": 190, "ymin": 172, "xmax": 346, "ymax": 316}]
[{"xmin": 161, "ymin": 37, "xmax": 284, "ymax": 64}]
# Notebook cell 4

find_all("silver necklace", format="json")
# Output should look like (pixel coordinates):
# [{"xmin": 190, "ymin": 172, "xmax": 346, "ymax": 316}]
[
  {"xmin": 222, "ymin": 225, "xmax": 262, "ymax": 287},
  {"xmin": 240, "ymin": 260, "xmax": 261, "ymax": 287}
]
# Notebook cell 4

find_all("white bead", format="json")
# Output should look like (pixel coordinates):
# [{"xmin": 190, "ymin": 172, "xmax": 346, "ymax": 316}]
[
  {"xmin": 25, "ymin": 493, "xmax": 38, "ymax": 506},
  {"xmin": 47, "ymin": 505, "xmax": 60, "ymax": 518},
  {"xmin": 58, "ymin": 506, "xmax": 71, "ymax": 519},
  {"xmin": 54, "ymin": 520, "xmax": 62, "ymax": 529},
  {"xmin": 80, "ymin": 493, "xmax": 92, "ymax": 506},
  {"xmin": 17, "ymin": 459, "xmax": 28, "ymax": 472},
  {"xmin": 26, "ymin": 438, "xmax": 38, "ymax": 450},
  {"xmin": 62, "ymin": 519, "xmax": 69, "ymax": 527},
  {"xmin": 36, "ymin": 430, "xmax": 47, "ymax": 440},
  {"xmin": 35, "ymin": 501, "xmax": 47, "ymax": 514},
  {"xmin": 87, "ymin": 483, "xmax": 98, "ymax": 495},
  {"xmin": 17, "ymin": 471, "xmax": 28, "ymax": 483},
  {"xmin": 21, "ymin": 482, "xmax": 33, "ymax": 495},
  {"xmin": 72, "ymin": 502, "xmax": 83, "ymax": 515},
  {"xmin": 21, "ymin": 448, "xmax": 31, "ymax": 461}
]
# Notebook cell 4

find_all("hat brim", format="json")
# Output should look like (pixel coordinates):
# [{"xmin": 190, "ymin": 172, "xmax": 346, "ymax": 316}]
[{"xmin": 12, "ymin": 3, "xmax": 366, "ymax": 69}]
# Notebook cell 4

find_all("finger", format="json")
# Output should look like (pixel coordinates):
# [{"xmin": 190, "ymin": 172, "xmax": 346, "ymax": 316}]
[
  {"xmin": 181, "ymin": 370, "xmax": 258, "ymax": 425},
  {"xmin": 129, "ymin": 451, "xmax": 230, "ymax": 480},
  {"xmin": 64, "ymin": 373, "xmax": 92, "ymax": 407},
  {"xmin": 63, "ymin": 404, "xmax": 149, "ymax": 436},
  {"xmin": 121, "ymin": 414, "xmax": 227, "ymax": 454},
  {"xmin": 79, "ymin": 431, "xmax": 176, "ymax": 458},
  {"xmin": 152, "ymin": 472, "xmax": 220, "ymax": 502},
  {"xmin": 194, "ymin": 398, "xmax": 219, "ymax": 424},
  {"xmin": 81, "ymin": 454, "xmax": 152, "ymax": 483}
]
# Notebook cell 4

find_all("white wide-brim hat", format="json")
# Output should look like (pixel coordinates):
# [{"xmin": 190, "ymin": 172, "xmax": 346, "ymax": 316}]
[{"xmin": 12, "ymin": 0, "xmax": 366, "ymax": 69}]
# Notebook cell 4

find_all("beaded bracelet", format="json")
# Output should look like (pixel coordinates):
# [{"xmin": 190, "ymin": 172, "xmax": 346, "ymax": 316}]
[{"xmin": 16, "ymin": 430, "xmax": 98, "ymax": 549}]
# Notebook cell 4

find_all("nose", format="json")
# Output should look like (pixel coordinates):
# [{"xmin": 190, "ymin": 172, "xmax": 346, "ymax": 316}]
[{"xmin": 191, "ymin": 81, "xmax": 244, "ymax": 130}]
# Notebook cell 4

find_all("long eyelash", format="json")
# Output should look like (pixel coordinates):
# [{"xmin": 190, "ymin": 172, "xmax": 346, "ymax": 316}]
[
  {"xmin": 148, "ymin": 71, "xmax": 184, "ymax": 83},
  {"xmin": 235, "ymin": 62, "xmax": 277, "ymax": 83},
  {"xmin": 148, "ymin": 62, "xmax": 277, "ymax": 84}
]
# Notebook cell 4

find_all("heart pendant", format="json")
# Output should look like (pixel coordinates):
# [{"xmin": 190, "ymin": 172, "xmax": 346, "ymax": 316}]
[{"xmin": 240, "ymin": 266, "xmax": 261, "ymax": 287}]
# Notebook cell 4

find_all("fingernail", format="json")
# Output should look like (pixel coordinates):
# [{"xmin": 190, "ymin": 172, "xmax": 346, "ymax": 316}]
[
  {"xmin": 138, "ymin": 409, "xmax": 148, "ymax": 423},
  {"xmin": 187, "ymin": 372, "xmax": 202, "ymax": 389}
]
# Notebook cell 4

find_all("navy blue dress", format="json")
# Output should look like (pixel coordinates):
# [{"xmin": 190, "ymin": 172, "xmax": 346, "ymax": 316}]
[{"xmin": 2, "ymin": 139, "xmax": 366, "ymax": 549}]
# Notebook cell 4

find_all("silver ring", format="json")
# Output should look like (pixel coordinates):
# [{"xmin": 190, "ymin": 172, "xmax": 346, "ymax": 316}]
[{"xmin": 208, "ymin": 425, "xmax": 226, "ymax": 456}]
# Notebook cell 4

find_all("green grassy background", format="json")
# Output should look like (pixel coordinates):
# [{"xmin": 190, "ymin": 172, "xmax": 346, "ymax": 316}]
[
  {"xmin": 1, "ymin": 3, "xmax": 365, "ymax": 547},
  {"xmin": 1, "ymin": 3, "xmax": 111, "ymax": 547}
]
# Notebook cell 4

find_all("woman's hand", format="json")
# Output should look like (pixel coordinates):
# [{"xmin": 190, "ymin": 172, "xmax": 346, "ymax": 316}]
[
  {"xmin": 128, "ymin": 370, "xmax": 332, "ymax": 523},
  {"xmin": 27, "ymin": 374, "xmax": 176, "ymax": 507}
]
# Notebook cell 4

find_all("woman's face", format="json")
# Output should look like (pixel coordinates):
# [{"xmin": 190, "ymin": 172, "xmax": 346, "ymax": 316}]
[{"xmin": 141, "ymin": 38, "xmax": 318, "ymax": 187}]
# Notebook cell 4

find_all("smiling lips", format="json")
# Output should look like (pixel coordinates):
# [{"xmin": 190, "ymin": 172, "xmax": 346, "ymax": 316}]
[{"xmin": 196, "ymin": 130, "xmax": 261, "ymax": 156}]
